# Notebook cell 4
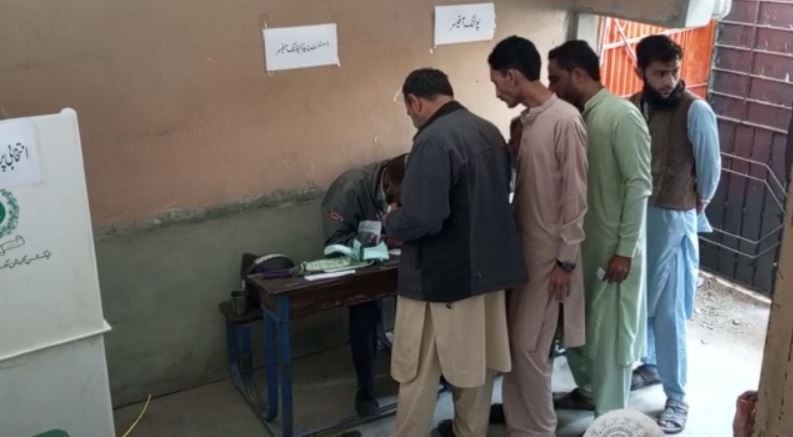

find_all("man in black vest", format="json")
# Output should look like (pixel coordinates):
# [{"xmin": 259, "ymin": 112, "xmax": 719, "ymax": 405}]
[{"xmin": 628, "ymin": 35, "xmax": 722, "ymax": 434}]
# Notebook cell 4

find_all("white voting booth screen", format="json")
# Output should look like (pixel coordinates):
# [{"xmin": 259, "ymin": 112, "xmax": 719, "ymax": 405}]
[{"xmin": 0, "ymin": 109, "xmax": 114, "ymax": 436}]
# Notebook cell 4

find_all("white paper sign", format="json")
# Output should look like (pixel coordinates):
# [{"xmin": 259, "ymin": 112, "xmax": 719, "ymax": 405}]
[
  {"xmin": 263, "ymin": 23, "xmax": 340, "ymax": 72},
  {"xmin": 434, "ymin": 3, "xmax": 497, "ymax": 46},
  {"xmin": 0, "ymin": 119, "xmax": 42, "ymax": 188}
]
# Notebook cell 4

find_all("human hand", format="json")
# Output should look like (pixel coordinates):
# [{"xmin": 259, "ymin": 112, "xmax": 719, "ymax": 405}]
[
  {"xmin": 548, "ymin": 265, "xmax": 572, "ymax": 301},
  {"xmin": 385, "ymin": 236, "xmax": 403, "ymax": 249},
  {"xmin": 604, "ymin": 255, "xmax": 632, "ymax": 284},
  {"xmin": 383, "ymin": 203, "xmax": 400, "ymax": 222},
  {"xmin": 697, "ymin": 198, "xmax": 709, "ymax": 213},
  {"xmin": 733, "ymin": 390, "xmax": 758, "ymax": 437}
]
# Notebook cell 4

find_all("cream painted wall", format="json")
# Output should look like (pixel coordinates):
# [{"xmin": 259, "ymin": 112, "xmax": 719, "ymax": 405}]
[{"xmin": 0, "ymin": 0, "xmax": 572, "ymax": 226}]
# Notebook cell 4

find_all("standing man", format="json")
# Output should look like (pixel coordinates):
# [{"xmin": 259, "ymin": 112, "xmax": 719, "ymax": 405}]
[
  {"xmin": 546, "ymin": 40, "xmax": 652, "ymax": 417},
  {"xmin": 321, "ymin": 154, "xmax": 406, "ymax": 417},
  {"xmin": 384, "ymin": 68, "xmax": 527, "ymax": 437},
  {"xmin": 629, "ymin": 35, "xmax": 722, "ymax": 434},
  {"xmin": 486, "ymin": 36, "xmax": 589, "ymax": 437}
]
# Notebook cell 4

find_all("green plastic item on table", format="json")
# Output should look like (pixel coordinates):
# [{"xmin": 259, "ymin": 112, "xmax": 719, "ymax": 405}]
[
  {"xmin": 355, "ymin": 240, "xmax": 389, "ymax": 261},
  {"xmin": 300, "ymin": 256, "xmax": 373, "ymax": 273},
  {"xmin": 301, "ymin": 239, "xmax": 390, "ymax": 274}
]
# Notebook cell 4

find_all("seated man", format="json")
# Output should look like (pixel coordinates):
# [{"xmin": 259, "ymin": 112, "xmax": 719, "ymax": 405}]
[{"xmin": 320, "ymin": 153, "xmax": 407, "ymax": 416}]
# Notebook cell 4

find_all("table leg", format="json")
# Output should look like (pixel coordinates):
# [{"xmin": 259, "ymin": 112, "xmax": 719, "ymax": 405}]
[
  {"xmin": 264, "ymin": 305, "xmax": 279, "ymax": 421},
  {"xmin": 277, "ymin": 296, "xmax": 293, "ymax": 437},
  {"xmin": 239, "ymin": 323, "xmax": 253, "ymax": 373},
  {"xmin": 225, "ymin": 322, "xmax": 238, "ymax": 371},
  {"xmin": 228, "ymin": 320, "xmax": 270, "ymax": 427},
  {"xmin": 237, "ymin": 323, "xmax": 262, "ymax": 403}
]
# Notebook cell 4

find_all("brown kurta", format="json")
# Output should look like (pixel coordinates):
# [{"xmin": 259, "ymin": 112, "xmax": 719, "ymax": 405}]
[
  {"xmin": 510, "ymin": 94, "xmax": 588, "ymax": 350},
  {"xmin": 503, "ymin": 95, "xmax": 588, "ymax": 437}
]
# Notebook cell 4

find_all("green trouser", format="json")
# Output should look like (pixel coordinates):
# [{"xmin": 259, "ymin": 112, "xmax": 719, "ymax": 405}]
[{"xmin": 566, "ymin": 346, "xmax": 632, "ymax": 417}]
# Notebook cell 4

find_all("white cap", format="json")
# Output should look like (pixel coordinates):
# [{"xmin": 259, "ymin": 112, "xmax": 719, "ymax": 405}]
[{"xmin": 584, "ymin": 409, "xmax": 664, "ymax": 437}]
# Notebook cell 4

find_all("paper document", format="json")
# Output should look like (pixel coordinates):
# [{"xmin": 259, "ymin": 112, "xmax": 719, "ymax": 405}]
[
  {"xmin": 305, "ymin": 270, "xmax": 356, "ymax": 281},
  {"xmin": 0, "ymin": 119, "xmax": 42, "ymax": 188},
  {"xmin": 263, "ymin": 23, "xmax": 339, "ymax": 71},
  {"xmin": 596, "ymin": 268, "xmax": 606, "ymax": 281},
  {"xmin": 434, "ymin": 3, "xmax": 496, "ymax": 46}
]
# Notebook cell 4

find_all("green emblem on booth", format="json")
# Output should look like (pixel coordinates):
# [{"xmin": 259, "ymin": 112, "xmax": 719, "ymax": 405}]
[{"xmin": 0, "ymin": 189, "xmax": 19, "ymax": 239}]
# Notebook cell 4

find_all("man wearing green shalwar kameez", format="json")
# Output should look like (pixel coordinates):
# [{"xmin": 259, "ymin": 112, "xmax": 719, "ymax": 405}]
[{"xmin": 547, "ymin": 41, "xmax": 653, "ymax": 416}]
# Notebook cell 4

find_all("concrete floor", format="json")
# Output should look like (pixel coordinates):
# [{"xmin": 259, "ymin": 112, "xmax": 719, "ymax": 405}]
[{"xmin": 114, "ymin": 278, "xmax": 768, "ymax": 437}]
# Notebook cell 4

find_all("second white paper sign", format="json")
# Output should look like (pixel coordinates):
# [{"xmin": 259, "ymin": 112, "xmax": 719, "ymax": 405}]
[{"xmin": 434, "ymin": 3, "xmax": 496, "ymax": 46}]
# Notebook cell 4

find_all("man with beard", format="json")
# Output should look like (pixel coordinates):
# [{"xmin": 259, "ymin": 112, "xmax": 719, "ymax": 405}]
[
  {"xmin": 628, "ymin": 35, "xmax": 721, "ymax": 434},
  {"xmin": 546, "ymin": 40, "xmax": 652, "ymax": 419}
]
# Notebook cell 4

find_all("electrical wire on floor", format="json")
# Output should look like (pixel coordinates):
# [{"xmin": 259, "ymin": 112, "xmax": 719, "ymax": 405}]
[{"xmin": 120, "ymin": 394, "xmax": 152, "ymax": 437}]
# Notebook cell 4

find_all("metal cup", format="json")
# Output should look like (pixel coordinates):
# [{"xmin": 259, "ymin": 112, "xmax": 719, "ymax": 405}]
[{"xmin": 230, "ymin": 290, "xmax": 249, "ymax": 316}]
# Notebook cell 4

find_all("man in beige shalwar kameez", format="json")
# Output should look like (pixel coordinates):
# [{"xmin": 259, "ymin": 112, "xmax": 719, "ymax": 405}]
[
  {"xmin": 488, "ymin": 36, "xmax": 589, "ymax": 437},
  {"xmin": 385, "ymin": 69, "xmax": 527, "ymax": 437}
]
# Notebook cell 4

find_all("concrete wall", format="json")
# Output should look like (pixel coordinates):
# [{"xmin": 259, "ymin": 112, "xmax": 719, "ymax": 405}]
[
  {"xmin": 97, "ymin": 195, "xmax": 331, "ymax": 406},
  {"xmin": 1, "ymin": 0, "xmax": 570, "ymax": 228},
  {"xmin": 1, "ymin": 0, "xmax": 574, "ymax": 406},
  {"xmin": 754, "ymin": 143, "xmax": 793, "ymax": 435}
]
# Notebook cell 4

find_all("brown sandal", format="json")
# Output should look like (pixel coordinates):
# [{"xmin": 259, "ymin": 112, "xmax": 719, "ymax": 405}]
[
  {"xmin": 631, "ymin": 364, "xmax": 662, "ymax": 391},
  {"xmin": 657, "ymin": 399, "xmax": 688, "ymax": 434}
]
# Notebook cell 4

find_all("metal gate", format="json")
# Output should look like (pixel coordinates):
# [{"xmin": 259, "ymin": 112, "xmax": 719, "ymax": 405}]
[
  {"xmin": 599, "ymin": 10, "xmax": 793, "ymax": 295},
  {"xmin": 702, "ymin": 1, "xmax": 793, "ymax": 295}
]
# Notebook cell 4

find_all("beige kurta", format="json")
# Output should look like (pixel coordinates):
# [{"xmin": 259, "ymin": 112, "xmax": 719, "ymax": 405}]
[
  {"xmin": 510, "ymin": 94, "xmax": 588, "ymax": 350},
  {"xmin": 502, "ymin": 95, "xmax": 589, "ymax": 436},
  {"xmin": 391, "ymin": 291, "xmax": 511, "ymax": 388}
]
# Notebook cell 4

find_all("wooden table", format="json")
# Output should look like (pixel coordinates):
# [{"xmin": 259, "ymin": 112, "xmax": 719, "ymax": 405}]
[{"xmin": 224, "ymin": 260, "xmax": 398, "ymax": 437}]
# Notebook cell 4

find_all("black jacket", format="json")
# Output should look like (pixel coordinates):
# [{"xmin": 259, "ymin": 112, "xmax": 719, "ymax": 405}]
[
  {"xmin": 321, "ymin": 161, "xmax": 387, "ymax": 246},
  {"xmin": 384, "ymin": 102, "xmax": 527, "ymax": 302}
]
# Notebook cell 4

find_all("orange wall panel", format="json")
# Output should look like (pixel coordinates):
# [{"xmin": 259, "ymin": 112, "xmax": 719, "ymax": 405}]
[{"xmin": 600, "ymin": 19, "xmax": 716, "ymax": 98}]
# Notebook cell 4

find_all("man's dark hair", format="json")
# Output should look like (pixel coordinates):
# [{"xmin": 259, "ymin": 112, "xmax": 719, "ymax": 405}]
[
  {"xmin": 509, "ymin": 117, "xmax": 522, "ymax": 132},
  {"xmin": 402, "ymin": 68, "xmax": 454, "ymax": 99},
  {"xmin": 488, "ymin": 36, "xmax": 541, "ymax": 81},
  {"xmin": 636, "ymin": 35, "xmax": 683, "ymax": 70},
  {"xmin": 384, "ymin": 153, "xmax": 408, "ymax": 204},
  {"xmin": 548, "ymin": 40, "xmax": 601, "ymax": 81},
  {"xmin": 386, "ymin": 153, "xmax": 408, "ymax": 186}
]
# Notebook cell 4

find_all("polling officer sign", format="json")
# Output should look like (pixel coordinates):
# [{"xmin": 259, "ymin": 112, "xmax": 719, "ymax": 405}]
[{"xmin": 0, "ymin": 118, "xmax": 42, "ymax": 189}]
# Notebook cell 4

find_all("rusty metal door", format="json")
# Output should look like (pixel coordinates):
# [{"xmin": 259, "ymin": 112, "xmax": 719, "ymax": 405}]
[{"xmin": 703, "ymin": 1, "xmax": 793, "ymax": 295}]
